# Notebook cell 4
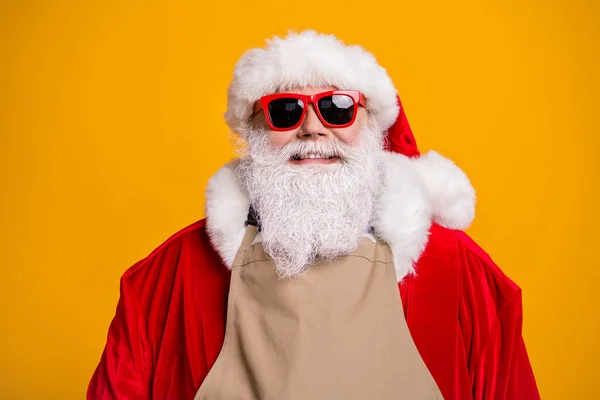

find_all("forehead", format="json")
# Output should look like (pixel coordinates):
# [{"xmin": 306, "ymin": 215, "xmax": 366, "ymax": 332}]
[{"xmin": 276, "ymin": 85, "xmax": 338, "ymax": 95}]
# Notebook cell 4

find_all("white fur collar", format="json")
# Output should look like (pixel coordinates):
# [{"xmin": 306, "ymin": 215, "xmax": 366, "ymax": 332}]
[{"xmin": 205, "ymin": 151, "xmax": 475, "ymax": 281}]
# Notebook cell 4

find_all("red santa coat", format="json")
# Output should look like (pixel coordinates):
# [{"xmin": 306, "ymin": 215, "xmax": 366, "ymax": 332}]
[{"xmin": 88, "ymin": 153, "xmax": 540, "ymax": 400}]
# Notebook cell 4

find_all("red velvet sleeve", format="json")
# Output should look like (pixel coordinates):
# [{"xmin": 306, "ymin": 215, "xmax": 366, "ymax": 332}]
[
  {"xmin": 87, "ymin": 274, "xmax": 151, "ymax": 400},
  {"xmin": 472, "ymin": 290, "xmax": 540, "ymax": 399},
  {"xmin": 452, "ymin": 230, "xmax": 540, "ymax": 399}
]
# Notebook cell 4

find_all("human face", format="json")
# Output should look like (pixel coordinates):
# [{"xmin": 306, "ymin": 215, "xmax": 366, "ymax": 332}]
[{"xmin": 252, "ymin": 86, "xmax": 368, "ymax": 166}]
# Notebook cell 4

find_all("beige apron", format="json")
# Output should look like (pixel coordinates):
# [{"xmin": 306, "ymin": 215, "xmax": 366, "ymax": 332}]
[{"xmin": 195, "ymin": 225, "xmax": 443, "ymax": 400}]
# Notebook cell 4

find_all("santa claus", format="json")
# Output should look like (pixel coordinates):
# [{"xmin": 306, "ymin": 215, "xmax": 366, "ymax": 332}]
[{"xmin": 88, "ymin": 31, "xmax": 540, "ymax": 399}]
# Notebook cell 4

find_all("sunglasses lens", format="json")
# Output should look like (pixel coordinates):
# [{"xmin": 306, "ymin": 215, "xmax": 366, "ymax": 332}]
[
  {"xmin": 318, "ymin": 95, "xmax": 355, "ymax": 126},
  {"xmin": 268, "ymin": 98, "xmax": 305, "ymax": 129}
]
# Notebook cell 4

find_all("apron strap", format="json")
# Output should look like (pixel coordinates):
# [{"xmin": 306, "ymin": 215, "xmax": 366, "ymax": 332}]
[
  {"xmin": 241, "ymin": 225, "xmax": 258, "ymax": 248},
  {"xmin": 231, "ymin": 225, "xmax": 259, "ymax": 268}
]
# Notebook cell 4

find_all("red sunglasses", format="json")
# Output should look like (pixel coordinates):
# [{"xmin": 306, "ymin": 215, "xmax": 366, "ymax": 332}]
[{"xmin": 254, "ymin": 90, "xmax": 366, "ymax": 131}]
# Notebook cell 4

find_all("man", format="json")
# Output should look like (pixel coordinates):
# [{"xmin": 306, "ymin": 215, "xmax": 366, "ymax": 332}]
[{"xmin": 88, "ymin": 31, "xmax": 540, "ymax": 399}]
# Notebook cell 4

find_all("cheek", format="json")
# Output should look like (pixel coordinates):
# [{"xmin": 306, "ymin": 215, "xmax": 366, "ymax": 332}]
[
  {"xmin": 268, "ymin": 130, "xmax": 297, "ymax": 149},
  {"xmin": 333, "ymin": 109, "xmax": 366, "ymax": 146},
  {"xmin": 333, "ymin": 124, "xmax": 362, "ymax": 146}
]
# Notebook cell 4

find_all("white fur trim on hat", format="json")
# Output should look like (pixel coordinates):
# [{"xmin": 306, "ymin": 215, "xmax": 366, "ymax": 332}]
[{"xmin": 225, "ymin": 30, "xmax": 400, "ymax": 133}]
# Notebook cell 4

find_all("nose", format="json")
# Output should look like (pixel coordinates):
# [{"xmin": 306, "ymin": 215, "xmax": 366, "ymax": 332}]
[{"xmin": 297, "ymin": 104, "xmax": 330, "ymax": 140}]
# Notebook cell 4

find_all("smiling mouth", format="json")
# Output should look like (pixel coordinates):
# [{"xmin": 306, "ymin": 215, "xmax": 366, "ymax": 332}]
[
  {"xmin": 289, "ymin": 152, "xmax": 341, "ymax": 165},
  {"xmin": 291, "ymin": 152, "xmax": 339, "ymax": 161}
]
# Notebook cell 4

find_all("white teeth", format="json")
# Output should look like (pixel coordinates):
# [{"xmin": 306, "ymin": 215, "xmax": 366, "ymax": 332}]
[{"xmin": 293, "ymin": 152, "xmax": 337, "ymax": 160}]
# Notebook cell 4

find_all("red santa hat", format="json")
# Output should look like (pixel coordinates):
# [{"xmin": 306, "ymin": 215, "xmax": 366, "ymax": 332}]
[
  {"xmin": 386, "ymin": 96, "xmax": 420, "ymax": 157},
  {"xmin": 225, "ymin": 30, "xmax": 421, "ymax": 158}
]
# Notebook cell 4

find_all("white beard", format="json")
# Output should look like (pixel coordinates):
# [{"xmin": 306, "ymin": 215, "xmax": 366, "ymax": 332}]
[{"xmin": 236, "ymin": 121, "xmax": 385, "ymax": 278}]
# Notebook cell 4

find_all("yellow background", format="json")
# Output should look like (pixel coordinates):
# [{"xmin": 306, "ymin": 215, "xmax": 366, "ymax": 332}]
[{"xmin": 1, "ymin": 0, "xmax": 598, "ymax": 398}]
